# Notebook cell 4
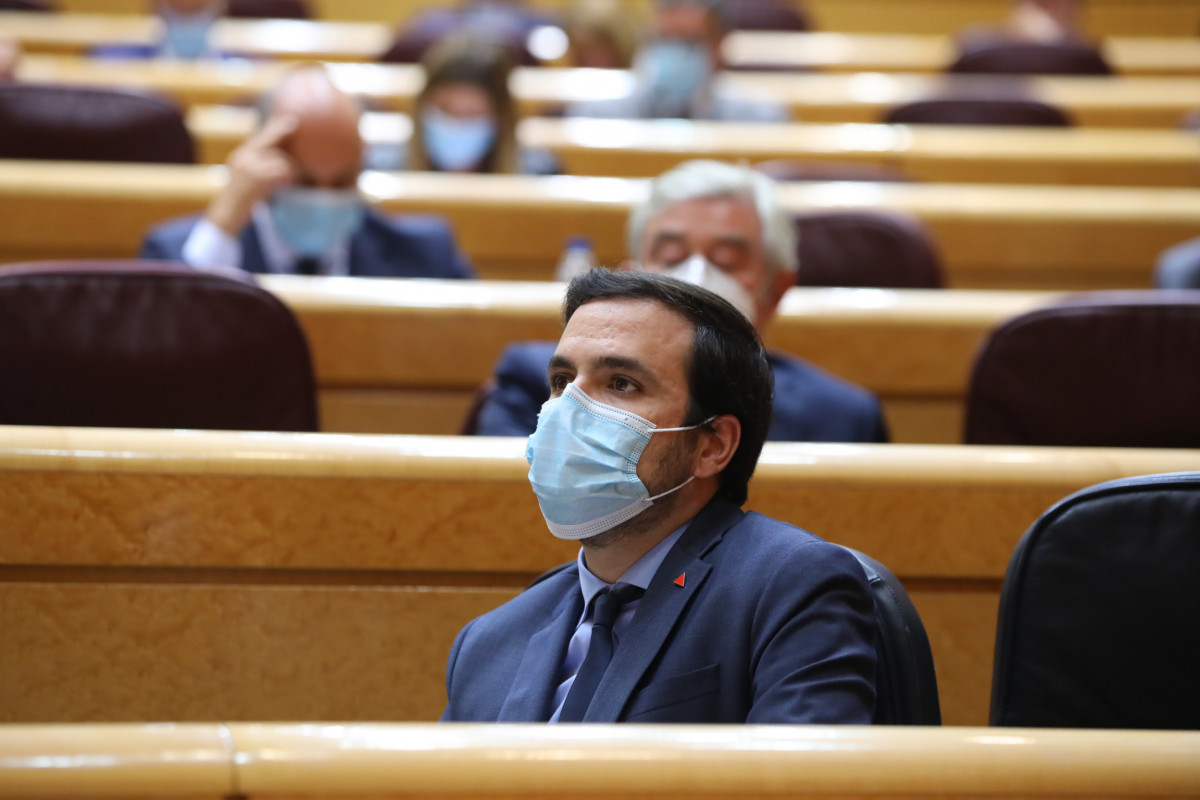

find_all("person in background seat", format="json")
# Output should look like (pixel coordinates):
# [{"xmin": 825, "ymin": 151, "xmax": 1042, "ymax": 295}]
[
  {"xmin": 475, "ymin": 160, "xmax": 888, "ymax": 443},
  {"xmin": 366, "ymin": 35, "xmax": 559, "ymax": 175},
  {"xmin": 141, "ymin": 64, "xmax": 474, "ymax": 279},
  {"xmin": 94, "ymin": 0, "xmax": 231, "ymax": 61},
  {"xmin": 565, "ymin": 0, "xmax": 788, "ymax": 122}
]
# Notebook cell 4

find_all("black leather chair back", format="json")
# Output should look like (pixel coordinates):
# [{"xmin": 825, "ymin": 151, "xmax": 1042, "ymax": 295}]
[
  {"xmin": 379, "ymin": 6, "xmax": 549, "ymax": 66},
  {"xmin": 991, "ymin": 472, "xmax": 1200, "ymax": 728},
  {"xmin": 951, "ymin": 41, "xmax": 1113, "ymax": 76},
  {"xmin": 0, "ymin": 84, "xmax": 195, "ymax": 163},
  {"xmin": 795, "ymin": 210, "xmax": 944, "ymax": 289},
  {"xmin": 725, "ymin": 0, "xmax": 811, "ymax": 31},
  {"xmin": 844, "ymin": 548, "xmax": 942, "ymax": 725},
  {"xmin": 226, "ymin": 0, "xmax": 311, "ymax": 18},
  {"xmin": 885, "ymin": 97, "xmax": 1071, "ymax": 127},
  {"xmin": 0, "ymin": 261, "xmax": 318, "ymax": 431},
  {"xmin": 964, "ymin": 291, "xmax": 1200, "ymax": 447},
  {"xmin": 754, "ymin": 159, "xmax": 912, "ymax": 184},
  {"xmin": 459, "ymin": 380, "xmax": 498, "ymax": 435},
  {"xmin": 0, "ymin": 0, "xmax": 54, "ymax": 9}
]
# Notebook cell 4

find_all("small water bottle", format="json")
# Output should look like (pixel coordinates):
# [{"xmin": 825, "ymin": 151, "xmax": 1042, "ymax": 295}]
[{"xmin": 555, "ymin": 236, "xmax": 596, "ymax": 282}]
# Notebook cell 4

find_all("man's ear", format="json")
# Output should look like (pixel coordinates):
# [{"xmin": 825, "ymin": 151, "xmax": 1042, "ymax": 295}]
[
  {"xmin": 756, "ymin": 268, "xmax": 795, "ymax": 328},
  {"xmin": 769, "ymin": 268, "xmax": 795, "ymax": 307},
  {"xmin": 693, "ymin": 414, "xmax": 740, "ymax": 479},
  {"xmin": 709, "ymin": 28, "xmax": 728, "ymax": 71}
]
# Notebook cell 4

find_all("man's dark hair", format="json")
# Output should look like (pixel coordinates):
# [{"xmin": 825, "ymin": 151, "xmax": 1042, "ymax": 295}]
[{"xmin": 563, "ymin": 268, "xmax": 772, "ymax": 506}]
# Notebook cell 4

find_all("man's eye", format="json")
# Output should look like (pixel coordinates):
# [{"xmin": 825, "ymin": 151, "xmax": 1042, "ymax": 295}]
[
  {"xmin": 548, "ymin": 374, "xmax": 569, "ymax": 393},
  {"xmin": 612, "ymin": 376, "xmax": 635, "ymax": 392}
]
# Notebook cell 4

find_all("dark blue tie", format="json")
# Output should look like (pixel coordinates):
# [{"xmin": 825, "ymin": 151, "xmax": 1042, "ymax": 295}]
[
  {"xmin": 294, "ymin": 257, "xmax": 321, "ymax": 276},
  {"xmin": 558, "ymin": 584, "xmax": 644, "ymax": 722}
]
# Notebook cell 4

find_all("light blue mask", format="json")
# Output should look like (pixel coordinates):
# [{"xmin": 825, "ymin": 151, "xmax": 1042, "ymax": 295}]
[
  {"xmin": 525, "ymin": 383, "xmax": 712, "ymax": 540},
  {"xmin": 268, "ymin": 188, "xmax": 365, "ymax": 259},
  {"xmin": 638, "ymin": 39, "xmax": 712, "ymax": 112},
  {"xmin": 160, "ymin": 8, "xmax": 217, "ymax": 60},
  {"xmin": 421, "ymin": 108, "xmax": 497, "ymax": 172}
]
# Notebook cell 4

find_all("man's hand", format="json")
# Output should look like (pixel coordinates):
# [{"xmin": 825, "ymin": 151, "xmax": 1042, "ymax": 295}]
[
  {"xmin": 0, "ymin": 36, "xmax": 20, "ymax": 81},
  {"xmin": 205, "ymin": 114, "xmax": 298, "ymax": 236}
]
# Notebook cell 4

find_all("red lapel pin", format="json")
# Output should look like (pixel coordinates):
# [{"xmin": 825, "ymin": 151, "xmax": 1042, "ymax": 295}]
[{"xmin": 673, "ymin": 573, "xmax": 686, "ymax": 587}]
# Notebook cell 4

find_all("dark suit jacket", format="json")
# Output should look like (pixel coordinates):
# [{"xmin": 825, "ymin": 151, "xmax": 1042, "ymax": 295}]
[
  {"xmin": 139, "ymin": 209, "xmax": 475, "ymax": 279},
  {"xmin": 442, "ymin": 498, "xmax": 878, "ymax": 723},
  {"xmin": 475, "ymin": 341, "xmax": 889, "ymax": 442}
]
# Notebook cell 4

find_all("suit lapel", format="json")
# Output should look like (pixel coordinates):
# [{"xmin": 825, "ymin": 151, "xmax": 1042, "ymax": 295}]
[
  {"xmin": 239, "ymin": 224, "xmax": 270, "ymax": 275},
  {"xmin": 347, "ymin": 212, "xmax": 391, "ymax": 277},
  {"xmin": 583, "ymin": 500, "xmax": 744, "ymax": 722},
  {"xmin": 497, "ymin": 584, "xmax": 583, "ymax": 721}
]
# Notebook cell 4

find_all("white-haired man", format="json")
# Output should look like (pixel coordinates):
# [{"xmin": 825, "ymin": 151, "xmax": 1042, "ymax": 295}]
[{"xmin": 474, "ymin": 159, "xmax": 888, "ymax": 442}]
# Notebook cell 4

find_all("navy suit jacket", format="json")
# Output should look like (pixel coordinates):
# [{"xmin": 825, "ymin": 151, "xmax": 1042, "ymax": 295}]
[
  {"xmin": 442, "ymin": 498, "xmax": 878, "ymax": 723},
  {"xmin": 139, "ymin": 209, "xmax": 475, "ymax": 279},
  {"xmin": 475, "ymin": 341, "xmax": 889, "ymax": 443}
]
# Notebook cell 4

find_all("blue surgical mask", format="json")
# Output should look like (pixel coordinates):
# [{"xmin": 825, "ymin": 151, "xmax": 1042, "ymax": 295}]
[
  {"xmin": 420, "ymin": 107, "xmax": 497, "ymax": 172},
  {"xmin": 160, "ymin": 7, "xmax": 218, "ymax": 60},
  {"xmin": 268, "ymin": 187, "xmax": 365, "ymax": 259},
  {"xmin": 525, "ymin": 383, "xmax": 712, "ymax": 540},
  {"xmin": 637, "ymin": 39, "xmax": 712, "ymax": 112}
]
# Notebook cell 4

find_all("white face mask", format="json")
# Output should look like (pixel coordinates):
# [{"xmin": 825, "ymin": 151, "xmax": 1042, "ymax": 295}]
[{"xmin": 663, "ymin": 254, "xmax": 758, "ymax": 324}]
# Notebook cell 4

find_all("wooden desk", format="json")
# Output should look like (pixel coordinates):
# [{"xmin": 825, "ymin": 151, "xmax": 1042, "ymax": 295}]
[
  {"xmin": 261, "ymin": 277, "xmax": 1053, "ymax": 443},
  {"xmin": 2, "ymin": 724, "xmax": 1198, "ymax": 800},
  {"xmin": 0, "ymin": 12, "xmax": 395, "ymax": 62},
  {"xmin": 2, "ymin": 424, "xmax": 1199, "ymax": 725},
  {"xmin": 187, "ymin": 106, "xmax": 1200, "ymax": 188},
  {"xmin": 723, "ymin": 31, "xmax": 1200, "ymax": 77},
  {"xmin": 47, "ymin": 0, "xmax": 1200, "ymax": 36},
  {"xmin": 8, "ymin": 12, "xmax": 1200, "ymax": 76},
  {"xmin": 17, "ymin": 54, "xmax": 1200, "ymax": 129},
  {"xmin": 0, "ymin": 724, "xmax": 233, "ymax": 800},
  {"xmin": 1, "ymin": 162, "xmax": 1196, "ymax": 291}
]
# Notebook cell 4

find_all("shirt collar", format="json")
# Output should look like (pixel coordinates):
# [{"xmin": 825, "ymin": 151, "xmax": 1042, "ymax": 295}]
[{"xmin": 575, "ymin": 521, "xmax": 691, "ymax": 610}]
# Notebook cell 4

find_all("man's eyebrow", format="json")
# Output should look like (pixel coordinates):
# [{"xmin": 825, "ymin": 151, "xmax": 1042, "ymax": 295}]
[
  {"xmin": 549, "ymin": 355, "xmax": 576, "ymax": 383},
  {"xmin": 595, "ymin": 355, "xmax": 655, "ymax": 380},
  {"xmin": 548, "ymin": 353, "xmax": 658, "ymax": 383},
  {"xmin": 651, "ymin": 229, "xmax": 685, "ymax": 240},
  {"xmin": 713, "ymin": 234, "xmax": 751, "ymax": 248}
]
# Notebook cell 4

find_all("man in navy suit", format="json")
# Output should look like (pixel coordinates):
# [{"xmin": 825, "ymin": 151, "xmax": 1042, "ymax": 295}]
[
  {"xmin": 443, "ymin": 269, "xmax": 877, "ymax": 723},
  {"xmin": 141, "ymin": 64, "xmax": 474, "ymax": 280},
  {"xmin": 474, "ymin": 160, "xmax": 887, "ymax": 442}
]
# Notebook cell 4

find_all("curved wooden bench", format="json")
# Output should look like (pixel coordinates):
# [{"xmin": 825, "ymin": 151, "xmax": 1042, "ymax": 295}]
[
  {"xmin": 2, "ymin": 425, "xmax": 1197, "ymax": 725},
  {"xmin": 1, "ymin": 162, "xmax": 1195, "ymax": 290},
  {"xmin": 2, "ymin": 723, "xmax": 1198, "ymax": 799}
]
